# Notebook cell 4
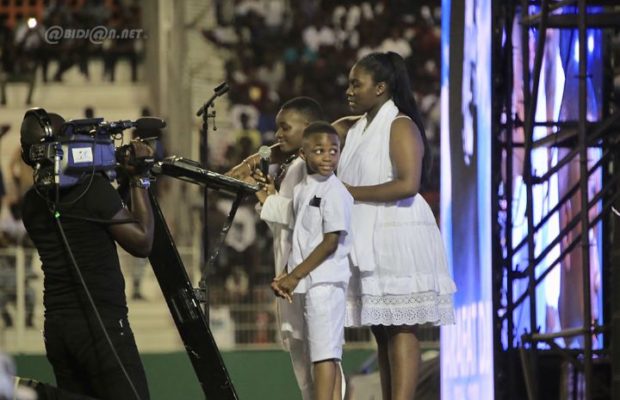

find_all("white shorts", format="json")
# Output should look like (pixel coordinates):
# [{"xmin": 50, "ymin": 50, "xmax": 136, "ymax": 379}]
[{"xmin": 304, "ymin": 284, "xmax": 346, "ymax": 363}]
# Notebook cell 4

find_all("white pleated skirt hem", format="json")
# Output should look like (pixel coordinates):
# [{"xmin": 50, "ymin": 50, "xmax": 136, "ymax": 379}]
[{"xmin": 345, "ymin": 292, "xmax": 455, "ymax": 327}]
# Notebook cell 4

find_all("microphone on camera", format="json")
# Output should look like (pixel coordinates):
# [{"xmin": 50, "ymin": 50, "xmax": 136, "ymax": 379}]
[
  {"xmin": 258, "ymin": 145, "xmax": 271, "ymax": 176},
  {"xmin": 103, "ymin": 117, "xmax": 166, "ymax": 132},
  {"xmin": 135, "ymin": 117, "xmax": 166, "ymax": 130}
]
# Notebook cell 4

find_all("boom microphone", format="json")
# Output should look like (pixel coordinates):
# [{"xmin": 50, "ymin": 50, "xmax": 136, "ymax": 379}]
[
  {"xmin": 102, "ymin": 117, "xmax": 167, "ymax": 133},
  {"xmin": 135, "ymin": 117, "xmax": 166, "ymax": 131}
]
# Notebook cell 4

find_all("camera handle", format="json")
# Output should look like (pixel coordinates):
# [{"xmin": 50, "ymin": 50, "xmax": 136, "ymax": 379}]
[{"xmin": 196, "ymin": 82, "xmax": 229, "ymax": 320}]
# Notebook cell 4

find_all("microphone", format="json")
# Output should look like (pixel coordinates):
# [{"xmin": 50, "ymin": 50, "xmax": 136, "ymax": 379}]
[
  {"xmin": 53, "ymin": 143, "xmax": 63, "ymax": 188},
  {"xmin": 196, "ymin": 82, "xmax": 230, "ymax": 116},
  {"xmin": 258, "ymin": 145, "xmax": 271, "ymax": 176},
  {"xmin": 135, "ymin": 117, "xmax": 166, "ymax": 131},
  {"xmin": 214, "ymin": 82, "xmax": 230, "ymax": 96},
  {"xmin": 102, "ymin": 117, "xmax": 166, "ymax": 133}
]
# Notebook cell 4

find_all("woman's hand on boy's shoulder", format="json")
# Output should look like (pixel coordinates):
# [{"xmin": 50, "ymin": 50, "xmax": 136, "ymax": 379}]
[{"xmin": 332, "ymin": 115, "xmax": 362, "ymax": 146}]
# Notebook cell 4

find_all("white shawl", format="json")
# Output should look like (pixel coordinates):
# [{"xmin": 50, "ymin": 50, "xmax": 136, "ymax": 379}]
[{"xmin": 338, "ymin": 100, "xmax": 400, "ymax": 271}]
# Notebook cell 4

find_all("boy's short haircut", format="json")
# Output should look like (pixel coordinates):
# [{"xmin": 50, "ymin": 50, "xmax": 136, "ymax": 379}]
[
  {"xmin": 303, "ymin": 121, "xmax": 340, "ymax": 140},
  {"xmin": 280, "ymin": 97, "xmax": 325, "ymax": 122}
]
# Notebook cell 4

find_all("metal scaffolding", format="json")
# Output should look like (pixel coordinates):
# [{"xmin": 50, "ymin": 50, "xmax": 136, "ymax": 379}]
[{"xmin": 493, "ymin": 1, "xmax": 620, "ymax": 399}]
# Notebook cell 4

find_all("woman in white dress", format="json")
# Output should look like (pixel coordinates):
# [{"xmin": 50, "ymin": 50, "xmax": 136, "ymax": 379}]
[{"xmin": 333, "ymin": 52, "xmax": 456, "ymax": 400}]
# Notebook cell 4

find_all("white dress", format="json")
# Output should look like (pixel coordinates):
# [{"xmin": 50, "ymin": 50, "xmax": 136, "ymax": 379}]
[{"xmin": 338, "ymin": 99, "xmax": 456, "ymax": 326}]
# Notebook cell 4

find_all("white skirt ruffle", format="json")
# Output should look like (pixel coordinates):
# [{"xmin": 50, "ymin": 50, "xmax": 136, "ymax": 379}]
[{"xmin": 345, "ymin": 265, "xmax": 456, "ymax": 327}]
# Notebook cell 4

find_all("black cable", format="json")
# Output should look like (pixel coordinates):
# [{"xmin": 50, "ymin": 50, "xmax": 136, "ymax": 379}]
[
  {"xmin": 33, "ymin": 141, "xmax": 98, "ymax": 208},
  {"xmin": 52, "ymin": 208, "xmax": 142, "ymax": 400}
]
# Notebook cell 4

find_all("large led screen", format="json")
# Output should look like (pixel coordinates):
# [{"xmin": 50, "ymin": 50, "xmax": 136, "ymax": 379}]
[{"xmin": 440, "ymin": 0, "xmax": 494, "ymax": 399}]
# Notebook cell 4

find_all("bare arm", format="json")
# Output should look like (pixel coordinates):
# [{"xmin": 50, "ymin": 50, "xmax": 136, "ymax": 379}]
[
  {"xmin": 272, "ymin": 232, "xmax": 341, "ymax": 296},
  {"xmin": 346, "ymin": 116, "xmax": 424, "ymax": 202},
  {"xmin": 225, "ymin": 143, "xmax": 283, "ymax": 180},
  {"xmin": 254, "ymin": 172, "xmax": 276, "ymax": 205},
  {"xmin": 107, "ymin": 141, "xmax": 154, "ymax": 257},
  {"xmin": 332, "ymin": 116, "xmax": 361, "ymax": 149},
  {"xmin": 108, "ymin": 183, "xmax": 154, "ymax": 257}
]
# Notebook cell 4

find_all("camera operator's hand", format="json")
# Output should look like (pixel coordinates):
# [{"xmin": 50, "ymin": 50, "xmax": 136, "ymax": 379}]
[
  {"xmin": 110, "ymin": 139, "xmax": 155, "ymax": 257},
  {"xmin": 119, "ymin": 139, "xmax": 155, "ymax": 177}
]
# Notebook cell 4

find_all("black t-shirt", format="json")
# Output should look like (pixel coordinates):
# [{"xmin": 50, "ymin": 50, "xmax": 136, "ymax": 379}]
[{"xmin": 22, "ymin": 174, "xmax": 128, "ymax": 318}]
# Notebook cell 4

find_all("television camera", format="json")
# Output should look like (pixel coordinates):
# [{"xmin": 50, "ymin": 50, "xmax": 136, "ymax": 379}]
[{"xmin": 20, "ymin": 108, "xmax": 165, "ymax": 189}]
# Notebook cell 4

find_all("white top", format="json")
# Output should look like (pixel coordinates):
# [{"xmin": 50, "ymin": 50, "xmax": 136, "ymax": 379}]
[
  {"xmin": 338, "ymin": 99, "xmax": 456, "ymax": 296},
  {"xmin": 260, "ymin": 157, "xmax": 306, "ymax": 275},
  {"xmin": 287, "ymin": 173, "xmax": 353, "ymax": 293}
]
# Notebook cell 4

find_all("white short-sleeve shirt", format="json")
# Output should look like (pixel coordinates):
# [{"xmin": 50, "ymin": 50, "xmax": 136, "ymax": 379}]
[{"xmin": 287, "ymin": 173, "xmax": 353, "ymax": 293}]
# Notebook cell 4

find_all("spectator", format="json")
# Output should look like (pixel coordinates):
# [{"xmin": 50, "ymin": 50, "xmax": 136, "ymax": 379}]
[
  {"xmin": 103, "ymin": 6, "xmax": 142, "ymax": 82},
  {"xmin": 84, "ymin": 106, "xmax": 95, "ymax": 119},
  {"xmin": 379, "ymin": 26, "xmax": 412, "ymax": 59},
  {"xmin": 302, "ymin": 16, "xmax": 336, "ymax": 53},
  {"xmin": 234, "ymin": 112, "xmax": 262, "ymax": 150},
  {"xmin": 0, "ymin": 200, "xmax": 36, "ymax": 329},
  {"xmin": 0, "ymin": 353, "xmax": 14, "ymax": 399}
]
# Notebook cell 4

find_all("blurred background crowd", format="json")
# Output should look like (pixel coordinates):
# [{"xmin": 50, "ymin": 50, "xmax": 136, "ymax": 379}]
[
  {"xmin": 0, "ymin": 0, "xmax": 441, "ymax": 348},
  {"xmin": 204, "ymin": 0, "xmax": 441, "ymax": 195}
]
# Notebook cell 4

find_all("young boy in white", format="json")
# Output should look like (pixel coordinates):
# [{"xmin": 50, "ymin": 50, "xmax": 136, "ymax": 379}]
[
  {"xmin": 231, "ymin": 98, "xmax": 346, "ymax": 399},
  {"xmin": 272, "ymin": 121, "xmax": 353, "ymax": 400}
]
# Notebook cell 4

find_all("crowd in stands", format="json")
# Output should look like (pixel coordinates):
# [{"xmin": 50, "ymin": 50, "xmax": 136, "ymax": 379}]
[
  {"xmin": 0, "ymin": 123, "xmax": 37, "ymax": 329},
  {"xmin": 0, "ymin": 0, "xmax": 144, "ymax": 105},
  {"xmin": 0, "ymin": 0, "xmax": 146, "ymax": 331},
  {"xmin": 205, "ymin": 0, "xmax": 442, "ymax": 195}
]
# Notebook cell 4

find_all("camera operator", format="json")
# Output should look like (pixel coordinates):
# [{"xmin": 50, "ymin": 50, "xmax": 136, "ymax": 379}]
[{"xmin": 20, "ymin": 111, "xmax": 153, "ymax": 400}]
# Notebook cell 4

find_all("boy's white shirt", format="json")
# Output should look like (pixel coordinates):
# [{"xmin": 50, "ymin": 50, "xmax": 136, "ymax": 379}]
[
  {"xmin": 258, "ymin": 158, "xmax": 349, "ymax": 400},
  {"xmin": 287, "ymin": 173, "xmax": 353, "ymax": 293}
]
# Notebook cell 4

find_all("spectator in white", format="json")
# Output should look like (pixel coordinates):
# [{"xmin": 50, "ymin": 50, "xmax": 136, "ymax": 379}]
[
  {"xmin": 0, "ymin": 353, "xmax": 14, "ymax": 399},
  {"xmin": 0, "ymin": 201, "xmax": 37, "ymax": 328},
  {"xmin": 333, "ymin": 3, "xmax": 366, "ymax": 33},
  {"xmin": 0, "ymin": 202, "xmax": 27, "ymax": 243},
  {"xmin": 13, "ymin": 16, "xmax": 45, "ymax": 81},
  {"xmin": 218, "ymin": 201, "xmax": 256, "ymax": 254},
  {"xmin": 418, "ymin": 85, "xmax": 441, "ymax": 144},
  {"xmin": 224, "ymin": 266, "xmax": 250, "ymax": 301},
  {"xmin": 302, "ymin": 17, "xmax": 336, "ymax": 53},
  {"xmin": 202, "ymin": 24, "xmax": 240, "ymax": 48},
  {"xmin": 263, "ymin": 0, "xmax": 285, "ymax": 32},
  {"xmin": 332, "ymin": 5, "xmax": 347, "ymax": 26},
  {"xmin": 257, "ymin": 55, "xmax": 285, "ymax": 93},
  {"xmin": 379, "ymin": 27, "xmax": 412, "ymax": 59},
  {"xmin": 333, "ymin": 14, "xmax": 359, "ymax": 50},
  {"xmin": 420, "ymin": 5, "xmax": 434, "ymax": 25},
  {"xmin": 231, "ymin": 104, "xmax": 260, "ymax": 132},
  {"xmin": 360, "ymin": 2, "xmax": 376, "ymax": 21},
  {"xmin": 234, "ymin": 0, "xmax": 266, "ymax": 20},
  {"xmin": 13, "ymin": 17, "xmax": 44, "ymax": 53}
]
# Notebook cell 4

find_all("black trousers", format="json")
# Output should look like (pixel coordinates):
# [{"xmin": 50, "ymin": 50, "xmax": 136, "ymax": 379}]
[{"xmin": 44, "ymin": 314, "xmax": 150, "ymax": 400}]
